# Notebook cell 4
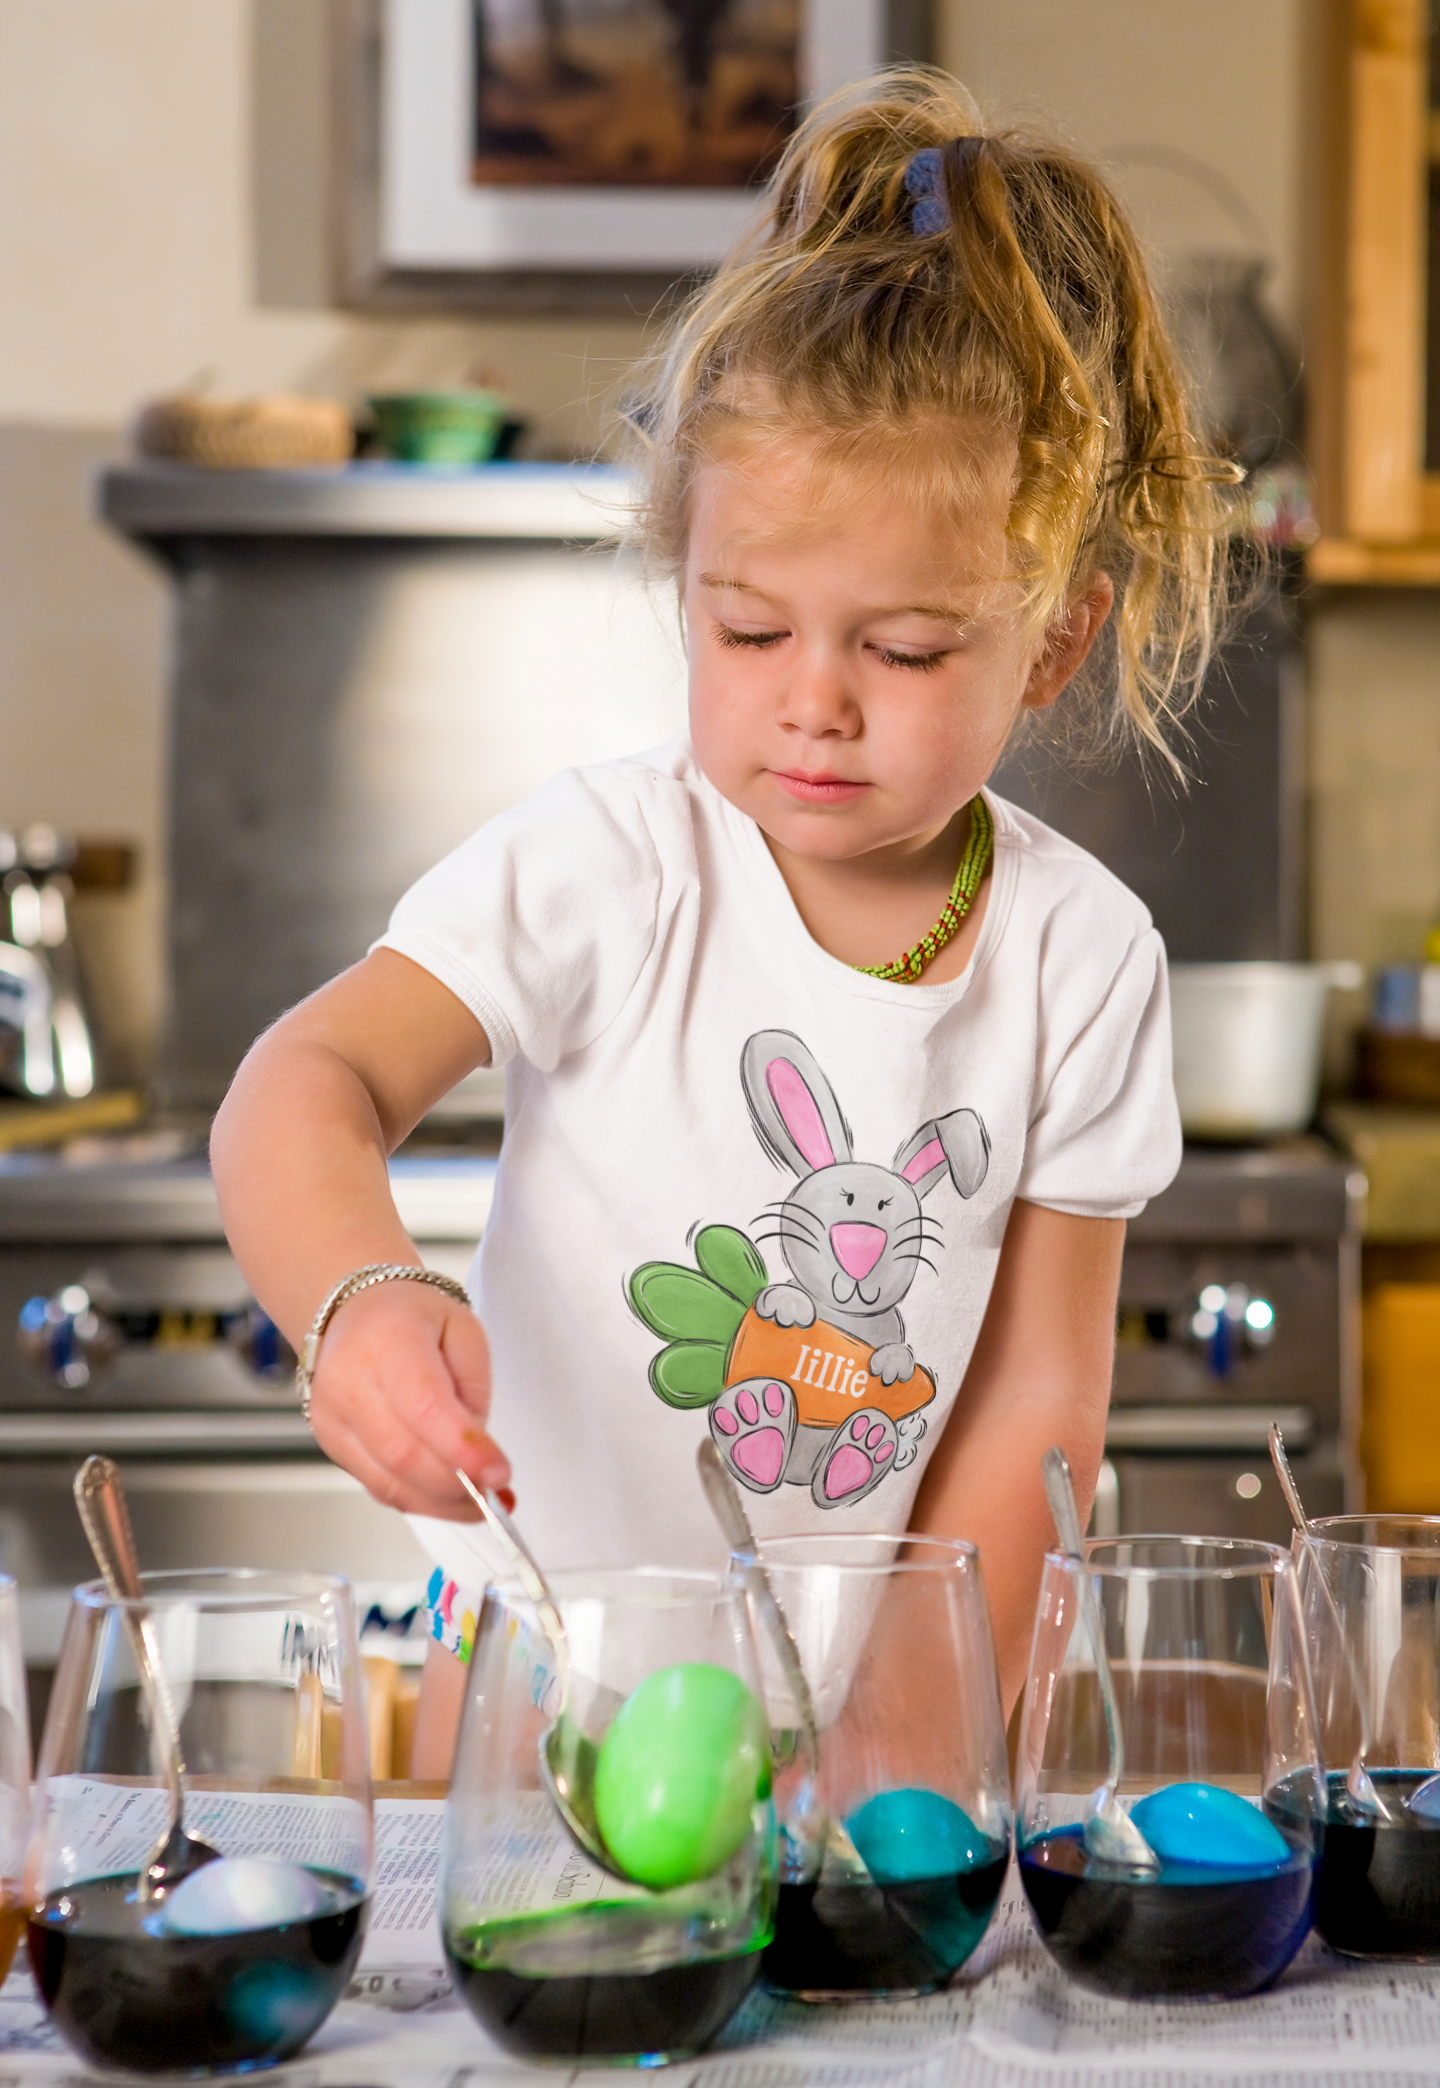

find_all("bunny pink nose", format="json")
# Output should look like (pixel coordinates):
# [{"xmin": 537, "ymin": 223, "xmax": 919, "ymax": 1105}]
[{"xmin": 830, "ymin": 1222, "xmax": 887, "ymax": 1281}]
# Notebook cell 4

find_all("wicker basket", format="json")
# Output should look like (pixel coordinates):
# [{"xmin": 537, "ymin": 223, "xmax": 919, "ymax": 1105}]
[{"xmin": 134, "ymin": 392, "xmax": 354, "ymax": 470}]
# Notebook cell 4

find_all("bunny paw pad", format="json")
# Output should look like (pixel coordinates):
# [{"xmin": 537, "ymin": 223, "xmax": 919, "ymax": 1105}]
[
  {"xmin": 812, "ymin": 1409, "xmax": 898, "ymax": 1508},
  {"xmin": 711, "ymin": 1377, "xmax": 795, "ymax": 1492}
]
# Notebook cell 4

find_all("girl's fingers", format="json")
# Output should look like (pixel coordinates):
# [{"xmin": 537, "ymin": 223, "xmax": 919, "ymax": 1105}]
[
  {"xmin": 317, "ymin": 1375, "xmax": 508, "ymax": 1512},
  {"xmin": 318, "ymin": 1414, "xmax": 482, "ymax": 1520},
  {"xmin": 317, "ymin": 1355, "xmax": 508, "ymax": 1511},
  {"xmin": 439, "ymin": 1304, "xmax": 492, "ymax": 1417},
  {"xmin": 307, "ymin": 1296, "xmax": 511, "ymax": 1515}
]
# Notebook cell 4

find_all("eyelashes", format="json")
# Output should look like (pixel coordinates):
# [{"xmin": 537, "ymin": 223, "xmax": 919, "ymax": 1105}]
[
  {"xmin": 712, "ymin": 623, "xmax": 950, "ymax": 673},
  {"xmin": 714, "ymin": 623, "xmax": 785, "ymax": 651},
  {"xmin": 871, "ymin": 646, "xmax": 948, "ymax": 674}
]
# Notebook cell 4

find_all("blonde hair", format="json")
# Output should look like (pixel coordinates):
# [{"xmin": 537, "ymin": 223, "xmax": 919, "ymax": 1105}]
[{"xmin": 626, "ymin": 68, "xmax": 1235, "ymax": 760}]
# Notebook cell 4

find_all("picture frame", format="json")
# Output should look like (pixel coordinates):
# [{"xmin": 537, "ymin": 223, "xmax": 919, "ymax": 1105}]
[{"xmin": 331, "ymin": 0, "xmax": 933, "ymax": 315}]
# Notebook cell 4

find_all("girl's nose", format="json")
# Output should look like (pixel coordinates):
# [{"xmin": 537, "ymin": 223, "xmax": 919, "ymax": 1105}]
[{"xmin": 776, "ymin": 649, "xmax": 859, "ymax": 735}]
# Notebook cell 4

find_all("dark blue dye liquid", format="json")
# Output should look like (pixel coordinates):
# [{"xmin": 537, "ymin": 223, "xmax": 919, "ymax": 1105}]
[
  {"xmin": 447, "ymin": 1944, "xmax": 760, "ymax": 2060},
  {"xmin": 762, "ymin": 1848, "xmax": 1009, "ymax": 1996},
  {"xmin": 1018, "ymin": 1821, "xmax": 1316, "ymax": 1999},
  {"xmin": 28, "ymin": 1869, "xmax": 367, "ymax": 2074},
  {"xmin": 1309, "ymin": 1768, "xmax": 1440, "ymax": 1958}
]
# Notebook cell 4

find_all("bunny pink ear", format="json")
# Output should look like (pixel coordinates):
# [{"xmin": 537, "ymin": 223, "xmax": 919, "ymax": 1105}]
[
  {"xmin": 895, "ymin": 1109, "xmax": 990, "ymax": 1200},
  {"xmin": 766, "ymin": 1059, "xmax": 836, "ymax": 1171},
  {"xmin": 740, "ymin": 1030, "xmax": 853, "ymax": 1177},
  {"xmin": 901, "ymin": 1136, "xmax": 945, "ymax": 1186}
]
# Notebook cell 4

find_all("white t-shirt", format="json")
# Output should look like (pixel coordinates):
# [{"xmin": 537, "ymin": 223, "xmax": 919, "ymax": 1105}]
[{"xmin": 380, "ymin": 737, "xmax": 1180, "ymax": 1594}]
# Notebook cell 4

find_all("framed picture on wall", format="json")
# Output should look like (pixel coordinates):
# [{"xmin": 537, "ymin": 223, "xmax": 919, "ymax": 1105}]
[{"xmin": 332, "ymin": 0, "xmax": 933, "ymax": 313}]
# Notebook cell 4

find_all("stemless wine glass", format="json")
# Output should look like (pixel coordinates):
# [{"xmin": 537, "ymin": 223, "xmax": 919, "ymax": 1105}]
[
  {"xmin": 738, "ymin": 1533, "xmax": 1011, "ymax": 2001},
  {"xmin": 1298, "ymin": 1514, "xmax": 1440, "ymax": 1957},
  {"xmin": 0, "ymin": 1575, "xmax": 32, "ymax": 1985},
  {"xmin": 1016, "ymin": 1536, "xmax": 1322, "ymax": 2000},
  {"xmin": 441, "ymin": 1567, "xmax": 775, "ymax": 2067},
  {"xmin": 27, "ymin": 1569, "xmax": 372, "ymax": 2074}
]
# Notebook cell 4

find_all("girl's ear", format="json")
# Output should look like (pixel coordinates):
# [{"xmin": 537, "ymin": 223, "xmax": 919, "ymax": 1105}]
[
  {"xmin": 1022, "ymin": 571, "xmax": 1115, "ymax": 713},
  {"xmin": 741, "ymin": 1030, "xmax": 854, "ymax": 1178},
  {"xmin": 895, "ymin": 1109, "xmax": 990, "ymax": 1200}
]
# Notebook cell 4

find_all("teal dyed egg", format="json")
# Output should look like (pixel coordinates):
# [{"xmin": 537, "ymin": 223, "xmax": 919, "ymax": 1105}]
[
  {"xmin": 593, "ymin": 1662, "xmax": 770, "ymax": 1891},
  {"xmin": 846, "ymin": 1788, "xmax": 988, "ymax": 1884},
  {"xmin": 1129, "ymin": 1782, "xmax": 1290, "ymax": 1870}
]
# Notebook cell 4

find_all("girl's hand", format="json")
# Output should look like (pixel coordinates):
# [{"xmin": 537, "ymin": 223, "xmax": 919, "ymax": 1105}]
[{"xmin": 305, "ymin": 1281, "xmax": 512, "ymax": 1520}]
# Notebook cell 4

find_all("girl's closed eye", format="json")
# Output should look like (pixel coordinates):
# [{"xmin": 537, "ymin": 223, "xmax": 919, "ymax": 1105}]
[
  {"xmin": 870, "ymin": 644, "xmax": 951, "ymax": 673},
  {"xmin": 715, "ymin": 622, "xmax": 787, "ymax": 650},
  {"xmin": 712, "ymin": 625, "xmax": 956, "ymax": 669}
]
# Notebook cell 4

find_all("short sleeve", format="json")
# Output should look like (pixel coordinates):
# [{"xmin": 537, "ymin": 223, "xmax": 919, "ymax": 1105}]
[
  {"xmin": 376, "ymin": 763, "xmax": 665, "ymax": 1072},
  {"xmin": 1016, "ymin": 923, "xmax": 1180, "ymax": 1220}
]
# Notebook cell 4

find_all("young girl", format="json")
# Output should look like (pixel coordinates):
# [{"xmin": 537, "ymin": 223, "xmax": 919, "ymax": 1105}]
[{"xmin": 211, "ymin": 69, "xmax": 1224, "ymax": 1770}]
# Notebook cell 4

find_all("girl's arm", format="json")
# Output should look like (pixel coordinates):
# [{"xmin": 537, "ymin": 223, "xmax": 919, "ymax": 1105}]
[
  {"xmin": 210, "ymin": 947, "xmax": 512, "ymax": 1520},
  {"xmin": 909, "ymin": 1198, "xmax": 1124, "ymax": 1713}
]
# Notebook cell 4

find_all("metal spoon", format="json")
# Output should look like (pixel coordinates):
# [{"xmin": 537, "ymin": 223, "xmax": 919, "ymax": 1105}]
[
  {"xmin": 455, "ymin": 1468, "xmax": 638, "ymax": 1882},
  {"xmin": 694, "ymin": 1440, "xmax": 828, "ymax": 1869},
  {"xmin": 73, "ymin": 1456, "xmax": 221, "ymax": 1901},
  {"xmin": 1269, "ymin": 1424, "xmax": 1402, "ymax": 1823},
  {"xmin": 1041, "ymin": 1445, "xmax": 1161, "ymax": 1874}
]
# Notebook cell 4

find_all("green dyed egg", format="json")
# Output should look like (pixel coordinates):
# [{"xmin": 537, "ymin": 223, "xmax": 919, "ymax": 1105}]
[{"xmin": 593, "ymin": 1662, "xmax": 770, "ymax": 1890}]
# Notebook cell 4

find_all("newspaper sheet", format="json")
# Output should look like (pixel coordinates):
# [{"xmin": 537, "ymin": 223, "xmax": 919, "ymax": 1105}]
[{"xmin": 9, "ymin": 1803, "xmax": 1440, "ymax": 2085}]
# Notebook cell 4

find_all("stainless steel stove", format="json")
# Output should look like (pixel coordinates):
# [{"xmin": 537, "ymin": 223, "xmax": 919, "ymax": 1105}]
[
  {"xmin": 1101, "ymin": 1138, "xmax": 1362, "ymax": 1543},
  {"xmin": 0, "ymin": 1130, "xmax": 1359, "ymax": 1722},
  {"xmin": 0, "ymin": 1141, "xmax": 494, "ymax": 1709}
]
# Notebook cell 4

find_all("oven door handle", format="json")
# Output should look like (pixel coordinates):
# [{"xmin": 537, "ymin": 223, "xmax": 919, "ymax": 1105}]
[
  {"xmin": 0, "ymin": 1410, "xmax": 316, "ymax": 1457},
  {"xmin": 1104, "ymin": 1404, "xmax": 1316, "ymax": 1454}
]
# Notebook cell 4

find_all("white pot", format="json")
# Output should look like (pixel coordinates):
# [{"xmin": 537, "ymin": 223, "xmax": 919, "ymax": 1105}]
[{"xmin": 1169, "ymin": 962, "xmax": 1363, "ymax": 1141}]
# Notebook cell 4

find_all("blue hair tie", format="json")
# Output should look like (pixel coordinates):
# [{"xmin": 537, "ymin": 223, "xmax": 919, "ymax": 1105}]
[
  {"xmin": 905, "ymin": 148, "xmax": 949, "ymax": 236},
  {"xmin": 903, "ymin": 137, "xmax": 984, "ymax": 238}
]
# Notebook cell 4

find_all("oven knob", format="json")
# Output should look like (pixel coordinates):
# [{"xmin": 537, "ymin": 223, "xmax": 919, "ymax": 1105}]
[
  {"xmin": 17, "ymin": 1283, "xmax": 120, "ymax": 1389},
  {"xmin": 225, "ymin": 1304, "xmax": 294, "ymax": 1381},
  {"xmin": 1186, "ymin": 1283, "xmax": 1276, "ymax": 1377}
]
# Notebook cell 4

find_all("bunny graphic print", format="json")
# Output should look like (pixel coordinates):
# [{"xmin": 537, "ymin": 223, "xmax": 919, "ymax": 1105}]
[
  {"xmin": 382, "ymin": 739, "xmax": 1180, "ymax": 1587},
  {"xmin": 629, "ymin": 1030, "xmax": 990, "ymax": 1510}
]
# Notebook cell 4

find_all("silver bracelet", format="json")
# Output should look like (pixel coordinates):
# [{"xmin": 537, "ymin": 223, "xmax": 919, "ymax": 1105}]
[{"xmin": 295, "ymin": 1262, "xmax": 471, "ymax": 1421}]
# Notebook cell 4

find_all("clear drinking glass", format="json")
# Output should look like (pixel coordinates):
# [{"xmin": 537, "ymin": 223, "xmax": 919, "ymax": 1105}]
[
  {"xmin": 1016, "ymin": 1536, "xmax": 1322, "ymax": 2000},
  {"xmin": 738, "ymin": 1533, "xmax": 1011, "ymax": 2000},
  {"xmin": 26, "ymin": 1569, "xmax": 372, "ymax": 2074},
  {"xmin": 441, "ymin": 1568, "xmax": 775, "ymax": 2066},
  {"xmin": 1298, "ymin": 1514, "xmax": 1440, "ymax": 1957},
  {"xmin": 0, "ymin": 1575, "xmax": 32, "ymax": 1985}
]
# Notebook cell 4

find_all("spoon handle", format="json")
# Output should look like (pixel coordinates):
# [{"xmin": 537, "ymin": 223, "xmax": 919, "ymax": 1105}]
[
  {"xmin": 695, "ymin": 1440, "xmax": 820, "ymax": 1776},
  {"xmin": 455, "ymin": 1470, "xmax": 572, "ymax": 1704},
  {"xmin": 1042, "ymin": 1446, "xmax": 1128, "ymax": 1794},
  {"xmin": 1269, "ymin": 1423, "xmax": 1385, "ymax": 1810},
  {"xmin": 1270, "ymin": 1422, "xmax": 1361, "ymax": 1731},
  {"xmin": 73, "ymin": 1455, "xmax": 188, "ymax": 1815},
  {"xmin": 1268, "ymin": 1425, "xmax": 1313, "ymax": 1543}
]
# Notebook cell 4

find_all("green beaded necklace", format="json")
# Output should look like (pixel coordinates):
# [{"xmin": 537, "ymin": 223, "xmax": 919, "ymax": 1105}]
[{"xmin": 854, "ymin": 795, "xmax": 995, "ymax": 983}]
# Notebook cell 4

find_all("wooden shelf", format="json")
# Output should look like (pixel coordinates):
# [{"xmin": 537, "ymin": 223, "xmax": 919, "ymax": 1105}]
[{"xmin": 1307, "ymin": 536, "xmax": 1440, "ymax": 585}]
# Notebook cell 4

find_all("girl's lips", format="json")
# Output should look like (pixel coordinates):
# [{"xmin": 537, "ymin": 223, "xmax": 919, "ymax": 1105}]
[{"xmin": 772, "ymin": 770, "xmax": 870, "ymax": 805}]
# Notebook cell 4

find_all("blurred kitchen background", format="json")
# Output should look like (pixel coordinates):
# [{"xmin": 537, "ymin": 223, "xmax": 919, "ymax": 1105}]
[{"xmin": 4, "ymin": 0, "xmax": 1440, "ymax": 1725}]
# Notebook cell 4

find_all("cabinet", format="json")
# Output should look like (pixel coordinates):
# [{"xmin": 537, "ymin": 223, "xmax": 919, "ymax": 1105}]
[{"xmin": 1311, "ymin": 0, "xmax": 1440, "ymax": 580}]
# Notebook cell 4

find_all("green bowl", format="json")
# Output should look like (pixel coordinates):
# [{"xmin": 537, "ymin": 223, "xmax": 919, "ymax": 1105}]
[{"xmin": 367, "ymin": 390, "xmax": 507, "ymax": 466}]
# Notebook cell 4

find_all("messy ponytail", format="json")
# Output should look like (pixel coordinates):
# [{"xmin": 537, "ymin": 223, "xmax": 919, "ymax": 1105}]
[{"xmin": 627, "ymin": 68, "xmax": 1235, "ymax": 761}]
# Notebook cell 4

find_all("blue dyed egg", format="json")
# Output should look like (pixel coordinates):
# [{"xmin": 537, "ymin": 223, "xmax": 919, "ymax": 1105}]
[
  {"xmin": 1129, "ymin": 1782, "xmax": 1290, "ymax": 1870},
  {"xmin": 158, "ymin": 1856, "xmax": 330, "ymax": 1936},
  {"xmin": 846, "ymin": 1788, "xmax": 988, "ymax": 1884}
]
